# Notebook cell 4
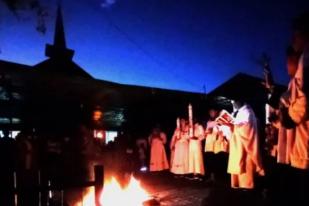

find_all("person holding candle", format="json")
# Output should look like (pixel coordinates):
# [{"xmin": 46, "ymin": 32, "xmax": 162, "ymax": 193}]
[
  {"xmin": 187, "ymin": 104, "xmax": 205, "ymax": 180},
  {"xmin": 204, "ymin": 107, "xmax": 220, "ymax": 183}
]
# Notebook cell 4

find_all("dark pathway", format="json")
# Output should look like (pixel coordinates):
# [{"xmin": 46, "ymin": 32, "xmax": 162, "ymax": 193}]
[{"xmin": 137, "ymin": 172, "xmax": 268, "ymax": 206}]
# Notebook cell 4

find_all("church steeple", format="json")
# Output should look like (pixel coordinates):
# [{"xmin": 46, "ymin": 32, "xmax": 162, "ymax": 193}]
[
  {"xmin": 54, "ymin": 6, "xmax": 66, "ymax": 48},
  {"xmin": 45, "ymin": 5, "xmax": 74, "ymax": 60}
]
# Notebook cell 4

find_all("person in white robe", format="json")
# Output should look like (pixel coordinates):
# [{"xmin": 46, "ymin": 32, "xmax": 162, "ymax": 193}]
[
  {"xmin": 276, "ymin": 15, "xmax": 309, "ymax": 204},
  {"xmin": 287, "ymin": 17, "xmax": 309, "ymax": 171},
  {"xmin": 170, "ymin": 118, "xmax": 189, "ymax": 176},
  {"xmin": 269, "ymin": 47, "xmax": 301, "ymax": 166},
  {"xmin": 215, "ymin": 124, "xmax": 231, "ymax": 179},
  {"xmin": 149, "ymin": 127, "xmax": 169, "ymax": 172},
  {"xmin": 188, "ymin": 122, "xmax": 205, "ymax": 179},
  {"xmin": 204, "ymin": 108, "xmax": 220, "ymax": 182},
  {"xmin": 226, "ymin": 101, "xmax": 264, "ymax": 189},
  {"xmin": 271, "ymin": 46, "xmax": 303, "ymax": 206},
  {"xmin": 205, "ymin": 107, "xmax": 232, "ymax": 183}
]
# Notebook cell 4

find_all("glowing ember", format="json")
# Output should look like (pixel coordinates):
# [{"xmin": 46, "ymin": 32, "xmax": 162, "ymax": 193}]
[{"xmin": 78, "ymin": 176, "xmax": 150, "ymax": 206}]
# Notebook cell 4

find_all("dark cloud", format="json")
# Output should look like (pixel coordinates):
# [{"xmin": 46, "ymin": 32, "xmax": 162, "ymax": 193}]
[{"xmin": 100, "ymin": 0, "xmax": 116, "ymax": 8}]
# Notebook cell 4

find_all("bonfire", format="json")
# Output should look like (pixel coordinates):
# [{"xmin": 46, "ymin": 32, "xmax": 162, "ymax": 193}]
[{"xmin": 76, "ymin": 175, "xmax": 150, "ymax": 206}]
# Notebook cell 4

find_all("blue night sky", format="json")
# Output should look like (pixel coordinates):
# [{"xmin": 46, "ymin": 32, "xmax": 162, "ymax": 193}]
[{"xmin": 0, "ymin": 0, "xmax": 308, "ymax": 93}]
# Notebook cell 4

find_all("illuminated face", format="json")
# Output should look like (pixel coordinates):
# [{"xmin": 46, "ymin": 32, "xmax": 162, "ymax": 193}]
[
  {"xmin": 180, "ymin": 118, "xmax": 187, "ymax": 129},
  {"xmin": 209, "ymin": 109, "xmax": 218, "ymax": 119}
]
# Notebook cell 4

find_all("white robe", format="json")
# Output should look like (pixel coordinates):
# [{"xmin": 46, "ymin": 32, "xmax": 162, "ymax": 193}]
[
  {"xmin": 188, "ymin": 124, "xmax": 205, "ymax": 175},
  {"xmin": 204, "ymin": 121, "xmax": 218, "ymax": 152},
  {"xmin": 214, "ymin": 125, "xmax": 231, "ymax": 154},
  {"xmin": 277, "ymin": 89, "xmax": 295, "ymax": 164},
  {"xmin": 149, "ymin": 132, "xmax": 169, "ymax": 171},
  {"xmin": 205, "ymin": 121, "xmax": 231, "ymax": 154},
  {"xmin": 170, "ymin": 128, "xmax": 189, "ymax": 174},
  {"xmin": 287, "ymin": 51, "xmax": 309, "ymax": 170},
  {"xmin": 227, "ymin": 104, "xmax": 264, "ymax": 189}
]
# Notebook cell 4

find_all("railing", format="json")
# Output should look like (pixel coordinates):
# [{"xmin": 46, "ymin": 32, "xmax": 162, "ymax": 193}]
[{"xmin": 0, "ymin": 165, "xmax": 104, "ymax": 206}]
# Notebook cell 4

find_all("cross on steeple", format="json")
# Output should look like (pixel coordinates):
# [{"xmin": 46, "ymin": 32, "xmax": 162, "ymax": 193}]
[{"xmin": 45, "ymin": 5, "xmax": 74, "ymax": 60}]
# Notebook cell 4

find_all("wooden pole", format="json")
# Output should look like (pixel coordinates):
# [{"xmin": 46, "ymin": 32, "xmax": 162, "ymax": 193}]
[
  {"xmin": 38, "ymin": 170, "xmax": 42, "ymax": 206},
  {"xmin": 13, "ymin": 172, "xmax": 18, "ymax": 206},
  {"xmin": 94, "ymin": 165, "xmax": 104, "ymax": 206}
]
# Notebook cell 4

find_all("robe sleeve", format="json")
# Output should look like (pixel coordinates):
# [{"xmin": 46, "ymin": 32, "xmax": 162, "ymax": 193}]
[
  {"xmin": 197, "ymin": 125, "xmax": 205, "ymax": 141},
  {"xmin": 288, "ymin": 91, "xmax": 306, "ymax": 124},
  {"xmin": 219, "ymin": 125, "xmax": 232, "ymax": 140},
  {"xmin": 205, "ymin": 121, "xmax": 213, "ymax": 139},
  {"xmin": 234, "ymin": 108, "xmax": 264, "ymax": 173},
  {"xmin": 170, "ymin": 130, "xmax": 178, "ymax": 149},
  {"xmin": 288, "ymin": 54, "xmax": 308, "ymax": 124}
]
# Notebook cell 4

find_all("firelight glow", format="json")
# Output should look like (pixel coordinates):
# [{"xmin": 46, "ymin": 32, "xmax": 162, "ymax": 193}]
[{"xmin": 77, "ymin": 175, "xmax": 150, "ymax": 206}]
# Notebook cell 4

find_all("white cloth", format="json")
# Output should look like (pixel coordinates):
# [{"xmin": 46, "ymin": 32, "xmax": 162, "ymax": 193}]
[
  {"xmin": 227, "ymin": 104, "xmax": 264, "ymax": 189},
  {"xmin": 287, "ymin": 51, "xmax": 309, "ymax": 169},
  {"xmin": 277, "ymin": 97, "xmax": 295, "ymax": 164},
  {"xmin": 214, "ymin": 125, "xmax": 231, "ymax": 154},
  {"xmin": 204, "ymin": 120, "xmax": 219, "ymax": 152},
  {"xmin": 149, "ymin": 132, "xmax": 169, "ymax": 171},
  {"xmin": 188, "ymin": 124, "xmax": 205, "ymax": 175},
  {"xmin": 170, "ymin": 128, "xmax": 189, "ymax": 174}
]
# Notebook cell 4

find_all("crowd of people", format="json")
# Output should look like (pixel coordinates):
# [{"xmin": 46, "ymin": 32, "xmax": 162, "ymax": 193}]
[
  {"xmin": 0, "ymin": 11, "xmax": 308, "ymax": 206},
  {"xmin": 146, "ymin": 100, "xmax": 263, "ymax": 189},
  {"xmin": 0, "ymin": 125, "xmax": 104, "ymax": 206},
  {"xmin": 144, "ymin": 11, "xmax": 309, "ymax": 205}
]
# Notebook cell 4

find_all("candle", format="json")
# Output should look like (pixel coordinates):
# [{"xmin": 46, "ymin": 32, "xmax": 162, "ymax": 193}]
[
  {"xmin": 188, "ymin": 104, "xmax": 193, "ymax": 137},
  {"xmin": 176, "ymin": 118, "xmax": 180, "ymax": 129}
]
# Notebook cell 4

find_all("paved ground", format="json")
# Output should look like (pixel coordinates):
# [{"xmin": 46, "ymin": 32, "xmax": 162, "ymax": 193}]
[
  {"xmin": 134, "ymin": 172, "xmax": 268, "ymax": 206},
  {"xmin": 136, "ymin": 172, "xmax": 223, "ymax": 206}
]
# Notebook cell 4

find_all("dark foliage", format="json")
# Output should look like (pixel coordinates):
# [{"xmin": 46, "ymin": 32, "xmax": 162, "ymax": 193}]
[{"xmin": 1, "ymin": 0, "xmax": 48, "ymax": 34}]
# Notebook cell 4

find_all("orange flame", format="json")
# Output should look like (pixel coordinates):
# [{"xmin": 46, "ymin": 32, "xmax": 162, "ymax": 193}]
[{"xmin": 77, "ymin": 176, "xmax": 149, "ymax": 206}]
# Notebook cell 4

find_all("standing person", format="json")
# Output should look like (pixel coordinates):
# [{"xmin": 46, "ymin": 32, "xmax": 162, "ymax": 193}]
[
  {"xmin": 214, "ymin": 124, "xmax": 231, "ymax": 182},
  {"xmin": 170, "ymin": 118, "xmax": 189, "ymax": 177},
  {"xmin": 188, "ymin": 121, "xmax": 205, "ymax": 180},
  {"xmin": 148, "ymin": 127, "xmax": 169, "ymax": 172},
  {"xmin": 289, "ymin": 11, "xmax": 309, "ymax": 169},
  {"xmin": 261, "ymin": 46, "xmax": 302, "ymax": 205},
  {"xmin": 278, "ymin": 12, "xmax": 309, "ymax": 205},
  {"xmin": 204, "ymin": 108, "xmax": 220, "ymax": 183},
  {"xmin": 274, "ymin": 46, "xmax": 302, "ymax": 166},
  {"xmin": 225, "ymin": 100, "xmax": 264, "ymax": 190},
  {"xmin": 136, "ymin": 137, "xmax": 148, "ymax": 172}
]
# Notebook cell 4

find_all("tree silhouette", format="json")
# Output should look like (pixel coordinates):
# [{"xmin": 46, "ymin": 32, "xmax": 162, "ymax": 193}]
[{"xmin": 1, "ymin": 0, "xmax": 48, "ymax": 34}]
